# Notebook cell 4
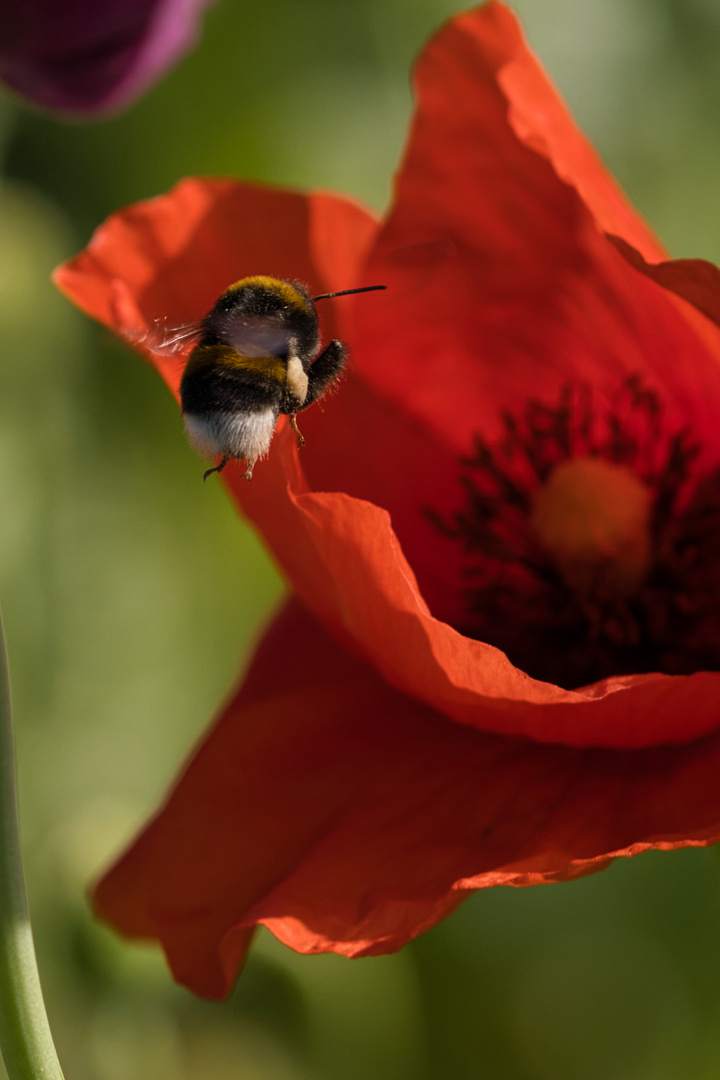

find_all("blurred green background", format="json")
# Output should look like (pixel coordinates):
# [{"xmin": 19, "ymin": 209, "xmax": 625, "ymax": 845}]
[{"xmin": 2, "ymin": 0, "xmax": 720, "ymax": 1077}]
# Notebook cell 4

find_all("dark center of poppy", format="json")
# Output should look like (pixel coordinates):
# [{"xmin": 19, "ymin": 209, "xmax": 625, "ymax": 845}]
[{"xmin": 429, "ymin": 377, "xmax": 720, "ymax": 689}]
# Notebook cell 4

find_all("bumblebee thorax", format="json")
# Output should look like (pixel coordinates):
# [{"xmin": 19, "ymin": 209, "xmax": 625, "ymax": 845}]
[{"xmin": 204, "ymin": 275, "xmax": 319, "ymax": 361}]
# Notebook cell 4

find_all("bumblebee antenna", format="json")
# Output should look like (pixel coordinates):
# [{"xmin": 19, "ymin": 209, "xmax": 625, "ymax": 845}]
[{"xmin": 311, "ymin": 284, "xmax": 386, "ymax": 302}]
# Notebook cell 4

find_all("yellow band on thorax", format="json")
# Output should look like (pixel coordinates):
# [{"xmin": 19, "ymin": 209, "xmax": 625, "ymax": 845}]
[{"xmin": 224, "ymin": 276, "xmax": 313, "ymax": 316}]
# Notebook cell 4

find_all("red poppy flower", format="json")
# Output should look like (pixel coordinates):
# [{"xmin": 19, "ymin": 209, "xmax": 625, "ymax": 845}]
[{"xmin": 54, "ymin": 1, "xmax": 720, "ymax": 1000}]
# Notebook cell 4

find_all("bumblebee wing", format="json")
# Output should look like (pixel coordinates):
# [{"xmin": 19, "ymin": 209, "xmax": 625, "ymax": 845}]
[
  {"xmin": 211, "ymin": 311, "xmax": 291, "ymax": 357},
  {"xmin": 134, "ymin": 318, "xmax": 205, "ymax": 356}
]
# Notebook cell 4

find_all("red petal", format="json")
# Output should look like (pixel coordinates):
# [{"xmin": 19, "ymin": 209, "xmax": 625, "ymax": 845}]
[
  {"xmin": 608, "ymin": 235, "xmax": 720, "ymax": 334},
  {"xmin": 228, "ymin": 425, "xmax": 720, "ymax": 750},
  {"xmin": 93, "ymin": 599, "xmax": 720, "ymax": 999},
  {"xmin": 349, "ymin": 2, "xmax": 720, "ymax": 459},
  {"xmin": 53, "ymin": 176, "xmax": 380, "ymax": 380},
  {"xmin": 53, "ymin": 175, "xmax": 469, "ymax": 626}
]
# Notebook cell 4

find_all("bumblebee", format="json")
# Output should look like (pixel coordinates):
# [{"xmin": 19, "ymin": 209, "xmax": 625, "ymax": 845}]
[{"xmin": 177, "ymin": 275, "xmax": 385, "ymax": 481}]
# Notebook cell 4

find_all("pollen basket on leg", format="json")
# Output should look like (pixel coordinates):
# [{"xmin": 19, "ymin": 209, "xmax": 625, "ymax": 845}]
[
  {"xmin": 285, "ymin": 356, "xmax": 309, "ymax": 407},
  {"xmin": 429, "ymin": 378, "xmax": 720, "ymax": 689}
]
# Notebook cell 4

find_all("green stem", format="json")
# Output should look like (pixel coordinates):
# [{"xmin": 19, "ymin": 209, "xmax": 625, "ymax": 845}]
[{"xmin": 0, "ymin": 611, "xmax": 65, "ymax": 1080}]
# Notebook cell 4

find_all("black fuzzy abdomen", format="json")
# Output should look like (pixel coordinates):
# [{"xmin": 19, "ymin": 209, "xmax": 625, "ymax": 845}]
[{"xmin": 180, "ymin": 361, "xmax": 283, "ymax": 417}]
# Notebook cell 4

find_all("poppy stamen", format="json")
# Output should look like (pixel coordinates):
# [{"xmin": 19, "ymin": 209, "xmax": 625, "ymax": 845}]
[{"xmin": 430, "ymin": 377, "xmax": 720, "ymax": 688}]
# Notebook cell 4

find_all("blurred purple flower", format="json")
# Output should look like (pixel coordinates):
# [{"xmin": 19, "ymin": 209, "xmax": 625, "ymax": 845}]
[{"xmin": 0, "ymin": 0, "xmax": 214, "ymax": 116}]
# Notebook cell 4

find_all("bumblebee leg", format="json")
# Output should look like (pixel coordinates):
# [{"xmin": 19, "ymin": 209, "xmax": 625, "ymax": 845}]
[
  {"xmin": 301, "ymin": 340, "xmax": 346, "ymax": 410},
  {"xmin": 289, "ymin": 412, "xmax": 306, "ymax": 448},
  {"xmin": 203, "ymin": 455, "xmax": 228, "ymax": 482},
  {"xmin": 243, "ymin": 457, "xmax": 257, "ymax": 482}
]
